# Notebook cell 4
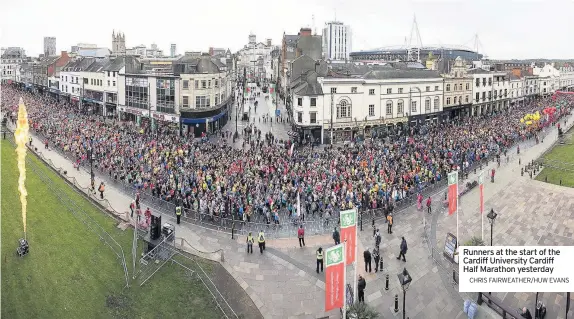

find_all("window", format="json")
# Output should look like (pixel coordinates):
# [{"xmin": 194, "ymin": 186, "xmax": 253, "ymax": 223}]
[
  {"xmin": 459, "ymin": 84, "xmax": 463, "ymax": 91},
  {"xmin": 446, "ymin": 84, "xmax": 451, "ymax": 91},
  {"xmin": 195, "ymin": 80, "xmax": 199, "ymax": 89},
  {"xmin": 476, "ymin": 79, "xmax": 480, "ymax": 87},
  {"xmin": 215, "ymin": 79, "xmax": 219, "ymax": 88},
  {"xmin": 156, "ymin": 78, "xmax": 176, "ymax": 113},
  {"xmin": 434, "ymin": 86, "xmax": 438, "ymax": 91},
  {"xmin": 397, "ymin": 100, "xmax": 404, "ymax": 114},
  {"xmin": 310, "ymin": 98, "xmax": 316, "ymax": 107},
  {"xmin": 466, "ymin": 83, "xmax": 470, "ymax": 90},
  {"xmin": 113, "ymin": 81, "xmax": 116, "ymax": 86},
  {"xmin": 385, "ymin": 101, "xmax": 393, "ymax": 115},
  {"xmin": 310, "ymin": 112, "xmax": 317, "ymax": 124},
  {"xmin": 476, "ymin": 92, "xmax": 480, "ymax": 101},
  {"xmin": 107, "ymin": 71, "xmax": 110, "ymax": 77},
  {"xmin": 410, "ymin": 101, "xmax": 417, "ymax": 113},
  {"xmin": 336, "ymin": 100, "xmax": 351, "ymax": 118},
  {"xmin": 183, "ymin": 80, "xmax": 189, "ymax": 89},
  {"xmin": 351, "ymin": 87, "xmax": 357, "ymax": 93},
  {"xmin": 434, "ymin": 97, "xmax": 440, "ymax": 110},
  {"xmin": 465, "ymin": 95, "xmax": 469, "ymax": 103},
  {"xmin": 425, "ymin": 98, "xmax": 431, "ymax": 111},
  {"xmin": 331, "ymin": 87, "xmax": 337, "ymax": 94},
  {"xmin": 201, "ymin": 80, "xmax": 206, "ymax": 89},
  {"xmin": 183, "ymin": 96, "xmax": 189, "ymax": 107},
  {"xmin": 107, "ymin": 80, "xmax": 110, "ymax": 86},
  {"xmin": 297, "ymin": 112, "xmax": 303, "ymax": 123},
  {"xmin": 195, "ymin": 96, "xmax": 210, "ymax": 108},
  {"xmin": 208, "ymin": 80, "xmax": 211, "ymax": 88},
  {"xmin": 425, "ymin": 86, "xmax": 430, "ymax": 92},
  {"xmin": 369, "ymin": 89, "xmax": 375, "ymax": 95},
  {"xmin": 90, "ymin": 79, "xmax": 93, "ymax": 85},
  {"xmin": 125, "ymin": 77, "xmax": 149, "ymax": 109},
  {"xmin": 488, "ymin": 78, "xmax": 492, "ymax": 86},
  {"xmin": 386, "ymin": 88, "xmax": 392, "ymax": 94},
  {"xmin": 215, "ymin": 95, "xmax": 219, "ymax": 105},
  {"xmin": 398, "ymin": 88, "xmax": 404, "ymax": 94},
  {"xmin": 297, "ymin": 98, "xmax": 302, "ymax": 106}
]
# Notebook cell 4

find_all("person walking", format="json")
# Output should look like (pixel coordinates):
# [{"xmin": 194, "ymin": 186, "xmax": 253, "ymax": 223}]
[
  {"xmin": 316, "ymin": 247, "xmax": 324, "ymax": 273},
  {"xmin": 387, "ymin": 214, "xmax": 393, "ymax": 234},
  {"xmin": 397, "ymin": 237, "xmax": 408, "ymax": 262},
  {"xmin": 426, "ymin": 196, "xmax": 432, "ymax": 214},
  {"xmin": 246, "ymin": 232, "xmax": 254, "ymax": 254},
  {"xmin": 129, "ymin": 200, "xmax": 136, "ymax": 218},
  {"xmin": 98, "ymin": 182, "xmax": 105, "ymax": 199},
  {"xmin": 257, "ymin": 230, "xmax": 266, "ymax": 254},
  {"xmin": 333, "ymin": 227, "xmax": 340, "ymax": 245},
  {"xmin": 363, "ymin": 248, "xmax": 372, "ymax": 273},
  {"xmin": 28, "ymin": 136, "xmax": 32, "ymax": 146},
  {"xmin": 374, "ymin": 228, "xmax": 381, "ymax": 247},
  {"xmin": 297, "ymin": 225, "xmax": 305, "ymax": 248},
  {"xmin": 358, "ymin": 275, "xmax": 366, "ymax": 303},
  {"xmin": 373, "ymin": 246, "xmax": 381, "ymax": 272},
  {"xmin": 491, "ymin": 168, "xmax": 496, "ymax": 183},
  {"xmin": 175, "ymin": 206, "xmax": 182, "ymax": 224}
]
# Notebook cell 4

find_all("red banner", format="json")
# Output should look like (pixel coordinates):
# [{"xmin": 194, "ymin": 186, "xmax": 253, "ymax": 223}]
[
  {"xmin": 448, "ymin": 171, "xmax": 458, "ymax": 215},
  {"xmin": 340, "ymin": 226, "xmax": 356, "ymax": 265},
  {"xmin": 325, "ymin": 244, "xmax": 345, "ymax": 312},
  {"xmin": 339, "ymin": 209, "xmax": 357, "ymax": 265}
]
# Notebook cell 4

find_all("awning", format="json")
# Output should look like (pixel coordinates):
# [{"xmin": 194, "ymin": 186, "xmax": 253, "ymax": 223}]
[
  {"xmin": 82, "ymin": 97, "xmax": 103, "ymax": 105},
  {"xmin": 181, "ymin": 109, "xmax": 227, "ymax": 125}
]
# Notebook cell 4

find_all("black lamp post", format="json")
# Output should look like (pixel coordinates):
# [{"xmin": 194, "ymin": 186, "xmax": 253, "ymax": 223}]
[
  {"xmin": 487, "ymin": 209, "xmax": 498, "ymax": 246},
  {"xmin": 87, "ymin": 147, "xmax": 95, "ymax": 187},
  {"xmin": 397, "ymin": 267, "xmax": 412, "ymax": 319}
]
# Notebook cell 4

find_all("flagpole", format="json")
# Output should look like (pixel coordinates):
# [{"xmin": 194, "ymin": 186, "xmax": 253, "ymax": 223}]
[
  {"xmin": 455, "ymin": 171, "xmax": 464, "ymax": 248},
  {"xmin": 343, "ymin": 241, "xmax": 347, "ymax": 319},
  {"xmin": 353, "ymin": 208, "xmax": 358, "ymax": 311}
]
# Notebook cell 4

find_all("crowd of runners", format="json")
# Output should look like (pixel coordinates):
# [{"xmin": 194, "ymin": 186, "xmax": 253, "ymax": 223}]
[{"xmin": 2, "ymin": 84, "xmax": 573, "ymax": 226}]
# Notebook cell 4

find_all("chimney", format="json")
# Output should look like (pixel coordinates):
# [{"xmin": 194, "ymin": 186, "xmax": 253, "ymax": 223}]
[{"xmin": 299, "ymin": 28, "xmax": 312, "ymax": 37}]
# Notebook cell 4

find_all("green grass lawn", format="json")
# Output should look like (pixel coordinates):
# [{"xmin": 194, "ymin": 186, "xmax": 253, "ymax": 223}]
[
  {"xmin": 1, "ymin": 140, "xmax": 223, "ymax": 319},
  {"xmin": 536, "ymin": 130, "xmax": 574, "ymax": 187}
]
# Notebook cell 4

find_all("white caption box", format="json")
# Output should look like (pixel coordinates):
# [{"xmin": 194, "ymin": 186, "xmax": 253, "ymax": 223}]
[{"xmin": 459, "ymin": 246, "xmax": 574, "ymax": 292}]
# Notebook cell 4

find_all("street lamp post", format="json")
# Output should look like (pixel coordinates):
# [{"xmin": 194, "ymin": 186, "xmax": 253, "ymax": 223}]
[
  {"xmin": 487, "ymin": 209, "xmax": 498, "ymax": 246},
  {"xmin": 397, "ymin": 268, "xmax": 412, "ymax": 319},
  {"xmin": 88, "ymin": 147, "xmax": 95, "ymax": 188}
]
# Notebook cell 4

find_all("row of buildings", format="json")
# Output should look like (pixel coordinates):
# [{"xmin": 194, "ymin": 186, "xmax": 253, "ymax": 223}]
[
  {"xmin": 286, "ymin": 55, "xmax": 574, "ymax": 143},
  {"xmin": 6, "ymin": 49, "xmax": 235, "ymax": 137}
]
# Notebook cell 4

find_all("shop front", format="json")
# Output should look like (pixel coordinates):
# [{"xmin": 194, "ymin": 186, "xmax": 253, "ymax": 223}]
[
  {"xmin": 443, "ymin": 104, "xmax": 471, "ymax": 122},
  {"xmin": 118, "ymin": 105, "xmax": 149, "ymax": 125},
  {"xmin": 180, "ymin": 106, "xmax": 229, "ymax": 138},
  {"xmin": 47, "ymin": 87, "xmax": 61, "ymax": 101},
  {"xmin": 408, "ymin": 113, "xmax": 440, "ymax": 126},
  {"xmin": 83, "ymin": 90, "xmax": 105, "ymax": 115},
  {"xmin": 151, "ymin": 111, "xmax": 180, "ymax": 134},
  {"xmin": 105, "ymin": 92, "xmax": 118, "ymax": 118}
]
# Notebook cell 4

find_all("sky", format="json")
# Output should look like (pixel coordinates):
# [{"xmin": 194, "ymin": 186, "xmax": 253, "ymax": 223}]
[{"xmin": 1, "ymin": 0, "xmax": 573, "ymax": 60}]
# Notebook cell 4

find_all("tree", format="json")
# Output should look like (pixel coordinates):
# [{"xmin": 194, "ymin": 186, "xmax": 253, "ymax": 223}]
[
  {"xmin": 346, "ymin": 302, "xmax": 381, "ymax": 319},
  {"xmin": 464, "ymin": 236, "xmax": 486, "ymax": 246}
]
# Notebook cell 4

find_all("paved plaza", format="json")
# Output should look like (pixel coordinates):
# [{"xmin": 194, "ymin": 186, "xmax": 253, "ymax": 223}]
[{"xmin": 15, "ymin": 111, "xmax": 574, "ymax": 319}]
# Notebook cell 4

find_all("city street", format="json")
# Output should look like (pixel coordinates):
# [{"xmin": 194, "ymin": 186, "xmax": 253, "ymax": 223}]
[{"xmin": 222, "ymin": 87, "xmax": 292, "ymax": 145}]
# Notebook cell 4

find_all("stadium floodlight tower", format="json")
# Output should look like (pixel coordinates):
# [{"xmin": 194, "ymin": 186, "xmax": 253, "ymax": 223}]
[{"xmin": 407, "ymin": 15, "xmax": 423, "ymax": 63}]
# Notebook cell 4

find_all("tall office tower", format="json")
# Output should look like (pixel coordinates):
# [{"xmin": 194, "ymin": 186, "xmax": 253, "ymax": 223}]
[
  {"xmin": 322, "ymin": 21, "xmax": 352, "ymax": 61},
  {"xmin": 44, "ymin": 37, "xmax": 56, "ymax": 56}
]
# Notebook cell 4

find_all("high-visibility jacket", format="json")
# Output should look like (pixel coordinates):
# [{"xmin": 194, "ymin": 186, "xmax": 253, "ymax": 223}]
[
  {"xmin": 175, "ymin": 206, "xmax": 182, "ymax": 216},
  {"xmin": 316, "ymin": 250, "xmax": 323, "ymax": 260},
  {"xmin": 247, "ymin": 235, "xmax": 254, "ymax": 244},
  {"xmin": 258, "ymin": 232, "xmax": 265, "ymax": 243},
  {"xmin": 387, "ymin": 215, "xmax": 393, "ymax": 225}
]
